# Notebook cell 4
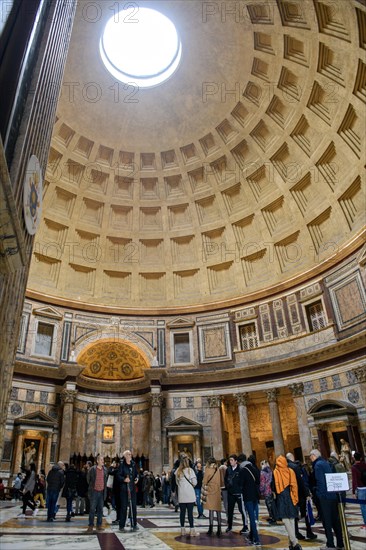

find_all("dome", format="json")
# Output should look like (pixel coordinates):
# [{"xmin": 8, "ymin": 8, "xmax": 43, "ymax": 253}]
[{"xmin": 26, "ymin": 0, "xmax": 365, "ymax": 313}]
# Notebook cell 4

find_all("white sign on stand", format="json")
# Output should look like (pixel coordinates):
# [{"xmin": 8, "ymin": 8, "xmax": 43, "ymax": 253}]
[{"xmin": 325, "ymin": 472, "xmax": 349, "ymax": 492}]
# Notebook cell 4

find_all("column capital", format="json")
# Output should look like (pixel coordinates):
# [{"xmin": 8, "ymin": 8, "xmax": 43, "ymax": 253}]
[
  {"xmin": 150, "ymin": 394, "xmax": 164, "ymax": 407},
  {"xmin": 234, "ymin": 392, "xmax": 249, "ymax": 406},
  {"xmin": 266, "ymin": 388, "xmax": 279, "ymax": 403},
  {"xmin": 121, "ymin": 404, "xmax": 133, "ymax": 415},
  {"xmin": 86, "ymin": 402, "xmax": 99, "ymax": 413},
  {"xmin": 353, "ymin": 365, "xmax": 366, "ymax": 383},
  {"xmin": 207, "ymin": 395, "xmax": 222, "ymax": 408},
  {"xmin": 288, "ymin": 382, "xmax": 304, "ymax": 397},
  {"xmin": 61, "ymin": 389, "xmax": 78, "ymax": 404}
]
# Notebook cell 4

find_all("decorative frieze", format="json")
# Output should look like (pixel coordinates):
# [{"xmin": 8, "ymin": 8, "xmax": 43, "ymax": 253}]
[
  {"xmin": 86, "ymin": 401, "xmax": 99, "ymax": 413},
  {"xmin": 61, "ymin": 389, "xmax": 78, "ymax": 404},
  {"xmin": 288, "ymin": 383, "xmax": 304, "ymax": 397},
  {"xmin": 121, "ymin": 404, "xmax": 132, "ymax": 415},
  {"xmin": 234, "ymin": 392, "xmax": 249, "ymax": 406},
  {"xmin": 353, "ymin": 365, "xmax": 366, "ymax": 383},
  {"xmin": 207, "ymin": 396, "xmax": 222, "ymax": 408},
  {"xmin": 266, "ymin": 388, "xmax": 279, "ymax": 403},
  {"xmin": 151, "ymin": 394, "xmax": 164, "ymax": 407}
]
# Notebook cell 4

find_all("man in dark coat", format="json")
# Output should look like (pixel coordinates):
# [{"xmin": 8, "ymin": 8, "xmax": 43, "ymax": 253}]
[
  {"xmin": 287, "ymin": 452, "xmax": 317, "ymax": 541},
  {"xmin": 224, "ymin": 454, "xmax": 247, "ymax": 533},
  {"xmin": 240, "ymin": 455, "xmax": 261, "ymax": 545},
  {"xmin": 46, "ymin": 461, "xmax": 65, "ymax": 522},
  {"xmin": 310, "ymin": 449, "xmax": 344, "ymax": 550},
  {"xmin": 117, "ymin": 450, "xmax": 139, "ymax": 532}
]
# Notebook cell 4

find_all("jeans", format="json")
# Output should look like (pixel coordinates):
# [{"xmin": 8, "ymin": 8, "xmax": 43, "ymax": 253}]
[
  {"xmin": 195, "ymin": 487, "xmax": 203, "ymax": 516},
  {"xmin": 47, "ymin": 489, "xmax": 59, "ymax": 520},
  {"xmin": 245, "ymin": 500, "xmax": 260, "ymax": 543},
  {"xmin": 179, "ymin": 502, "xmax": 194, "ymax": 528},
  {"xmin": 88, "ymin": 490, "xmax": 104, "ymax": 527},
  {"xmin": 66, "ymin": 496, "xmax": 73, "ymax": 516},
  {"xmin": 356, "ymin": 487, "xmax": 366, "ymax": 525}
]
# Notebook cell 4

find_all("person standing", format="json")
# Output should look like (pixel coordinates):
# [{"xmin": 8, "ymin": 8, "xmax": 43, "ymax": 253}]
[
  {"xmin": 272, "ymin": 455, "xmax": 301, "ymax": 550},
  {"xmin": 351, "ymin": 451, "xmax": 366, "ymax": 530},
  {"xmin": 202, "ymin": 457, "xmax": 222, "ymax": 537},
  {"xmin": 62, "ymin": 464, "xmax": 78, "ymax": 521},
  {"xmin": 225, "ymin": 454, "xmax": 247, "ymax": 534},
  {"xmin": 17, "ymin": 463, "xmax": 38, "ymax": 518},
  {"xmin": 241, "ymin": 455, "xmax": 261, "ymax": 546},
  {"xmin": 117, "ymin": 450, "xmax": 139, "ymax": 532},
  {"xmin": 46, "ymin": 461, "xmax": 64, "ymax": 521},
  {"xmin": 309, "ymin": 448, "xmax": 344, "ymax": 550},
  {"xmin": 86, "ymin": 454, "xmax": 107, "ymax": 534},
  {"xmin": 286, "ymin": 452, "xmax": 317, "ymax": 541},
  {"xmin": 175, "ymin": 454, "xmax": 199, "ymax": 537},
  {"xmin": 260, "ymin": 460, "xmax": 277, "ymax": 525},
  {"xmin": 195, "ymin": 461, "xmax": 205, "ymax": 518}
]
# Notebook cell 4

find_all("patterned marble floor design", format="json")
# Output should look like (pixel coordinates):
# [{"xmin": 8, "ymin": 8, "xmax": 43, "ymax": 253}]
[{"xmin": 0, "ymin": 500, "xmax": 365, "ymax": 550}]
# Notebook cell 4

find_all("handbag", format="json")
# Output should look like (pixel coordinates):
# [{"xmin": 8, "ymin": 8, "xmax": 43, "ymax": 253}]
[
  {"xmin": 200, "ymin": 469, "xmax": 216, "ymax": 504},
  {"xmin": 306, "ymin": 498, "xmax": 315, "ymax": 526},
  {"xmin": 107, "ymin": 474, "xmax": 114, "ymax": 489}
]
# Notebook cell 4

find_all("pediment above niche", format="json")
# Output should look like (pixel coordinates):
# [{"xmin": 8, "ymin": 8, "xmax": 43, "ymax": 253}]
[
  {"xmin": 32, "ymin": 306, "xmax": 63, "ymax": 320},
  {"xmin": 166, "ymin": 416, "xmax": 202, "ymax": 428},
  {"xmin": 14, "ymin": 410, "xmax": 56, "ymax": 426},
  {"xmin": 166, "ymin": 317, "xmax": 195, "ymax": 329}
]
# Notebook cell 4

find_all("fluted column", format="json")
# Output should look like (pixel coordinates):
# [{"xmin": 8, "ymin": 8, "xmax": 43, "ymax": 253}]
[
  {"xmin": 43, "ymin": 433, "xmax": 52, "ymax": 471},
  {"xmin": 121, "ymin": 404, "xmax": 133, "ymax": 452},
  {"xmin": 354, "ymin": 365, "xmax": 366, "ymax": 408},
  {"xmin": 59, "ymin": 389, "xmax": 78, "ymax": 462},
  {"xmin": 234, "ymin": 392, "xmax": 252, "ymax": 457},
  {"xmin": 86, "ymin": 402, "xmax": 99, "ymax": 456},
  {"xmin": 194, "ymin": 435, "xmax": 201, "ymax": 461},
  {"xmin": 208, "ymin": 396, "xmax": 224, "ymax": 459},
  {"xmin": 266, "ymin": 388, "xmax": 285, "ymax": 457},
  {"xmin": 288, "ymin": 383, "xmax": 313, "ymax": 457},
  {"xmin": 149, "ymin": 391, "xmax": 163, "ymax": 474},
  {"xmin": 13, "ymin": 428, "xmax": 25, "ymax": 472},
  {"xmin": 168, "ymin": 436, "xmax": 174, "ymax": 466}
]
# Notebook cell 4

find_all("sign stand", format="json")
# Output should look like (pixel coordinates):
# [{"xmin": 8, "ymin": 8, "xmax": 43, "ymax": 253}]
[{"xmin": 325, "ymin": 472, "xmax": 351, "ymax": 550}]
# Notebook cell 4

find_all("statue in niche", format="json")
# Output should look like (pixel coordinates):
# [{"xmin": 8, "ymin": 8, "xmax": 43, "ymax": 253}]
[{"xmin": 339, "ymin": 439, "xmax": 352, "ymax": 470}]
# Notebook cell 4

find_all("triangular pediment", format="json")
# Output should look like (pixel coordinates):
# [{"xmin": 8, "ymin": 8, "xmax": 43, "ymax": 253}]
[
  {"xmin": 32, "ymin": 306, "xmax": 63, "ymax": 320},
  {"xmin": 14, "ymin": 410, "xmax": 56, "ymax": 426},
  {"xmin": 167, "ymin": 317, "xmax": 195, "ymax": 329},
  {"xmin": 166, "ymin": 416, "xmax": 202, "ymax": 428}
]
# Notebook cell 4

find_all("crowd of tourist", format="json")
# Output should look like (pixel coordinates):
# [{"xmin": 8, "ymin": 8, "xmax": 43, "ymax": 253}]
[{"xmin": 10, "ymin": 446, "xmax": 366, "ymax": 549}]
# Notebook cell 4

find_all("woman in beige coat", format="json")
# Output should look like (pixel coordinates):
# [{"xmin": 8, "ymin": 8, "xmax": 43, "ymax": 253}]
[{"xmin": 202, "ymin": 457, "xmax": 222, "ymax": 537}]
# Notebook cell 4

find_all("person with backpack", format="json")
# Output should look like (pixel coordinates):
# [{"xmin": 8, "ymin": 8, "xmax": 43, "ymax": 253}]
[{"xmin": 351, "ymin": 451, "xmax": 366, "ymax": 530}]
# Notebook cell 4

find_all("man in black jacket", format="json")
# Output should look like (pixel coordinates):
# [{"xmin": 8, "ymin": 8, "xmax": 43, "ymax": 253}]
[
  {"xmin": 224, "ymin": 454, "xmax": 247, "ymax": 533},
  {"xmin": 240, "ymin": 455, "xmax": 261, "ymax": 545},
  {"xmin": 117, "ymin": 450, "xmax": 139, "ymax": 532},
  {"xmin": 46, "ymin": 461, "xmax": 64, "ymax": 522},
  {"xmin": 287, "ymin": 452, "xmax": 317, "ymax": 541}
]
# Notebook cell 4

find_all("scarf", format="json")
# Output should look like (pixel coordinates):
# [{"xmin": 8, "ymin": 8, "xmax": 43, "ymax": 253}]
[{"xmin": 273, "ymin": 455, "xmax": 298, "ymax": 506}]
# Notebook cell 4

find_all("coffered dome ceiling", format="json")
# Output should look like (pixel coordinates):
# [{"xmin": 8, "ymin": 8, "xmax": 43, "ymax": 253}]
[{"xmin": 27, "ymin": 0, "xmax": 366, "ymax": 313}]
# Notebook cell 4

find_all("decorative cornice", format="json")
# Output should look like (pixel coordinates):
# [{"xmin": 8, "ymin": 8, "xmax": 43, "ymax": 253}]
[
  {"xmin": 207, "ymin": 395, "xmax": 222, "ymax": 408},
  {"xmin": 60, "ymin": 389, "xmax": 78, "ymax": 404},
  {"xmin": 266, "ymin": 388, "xmax": 279, "ymax": 403},
  {"xmin": 234, "ymin": 392, "xmax": 249, "ymax": 406},
  {"xmin": 288, "ymin": 383, "xmax": 304, "ymax": 397},
  {"xmin": 86, "ymin": 402, "xmax": 99, "ymax": 413},
  {"xmin": 353, "ymin": 365, "xmax": 366, "ymax": 383}
]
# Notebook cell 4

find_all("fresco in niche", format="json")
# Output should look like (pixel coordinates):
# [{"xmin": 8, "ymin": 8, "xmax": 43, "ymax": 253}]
[{"xmin": 77, "ymin": 340, "xmax": 150, "ymax": 380}]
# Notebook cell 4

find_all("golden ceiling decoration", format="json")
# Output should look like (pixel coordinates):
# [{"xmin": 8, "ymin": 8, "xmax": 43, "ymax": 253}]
[{"xmin": 77, "ymin": 339, "xmax": 150, "ymax": 381}]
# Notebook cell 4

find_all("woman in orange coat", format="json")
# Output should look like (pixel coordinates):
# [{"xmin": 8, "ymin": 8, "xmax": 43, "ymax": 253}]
[
  {"xmin": 272, "ymin": 455, "xmax": 301, "ymax": 550},
  {"xmin": 202, "ymin": 457, "xmax": 222, "ymax": 537}
]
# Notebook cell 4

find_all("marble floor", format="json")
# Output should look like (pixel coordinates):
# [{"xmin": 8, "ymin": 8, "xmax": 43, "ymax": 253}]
[{"xmin": 0, "ymin": 499, "xmax": 365, "ymax": 550}]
